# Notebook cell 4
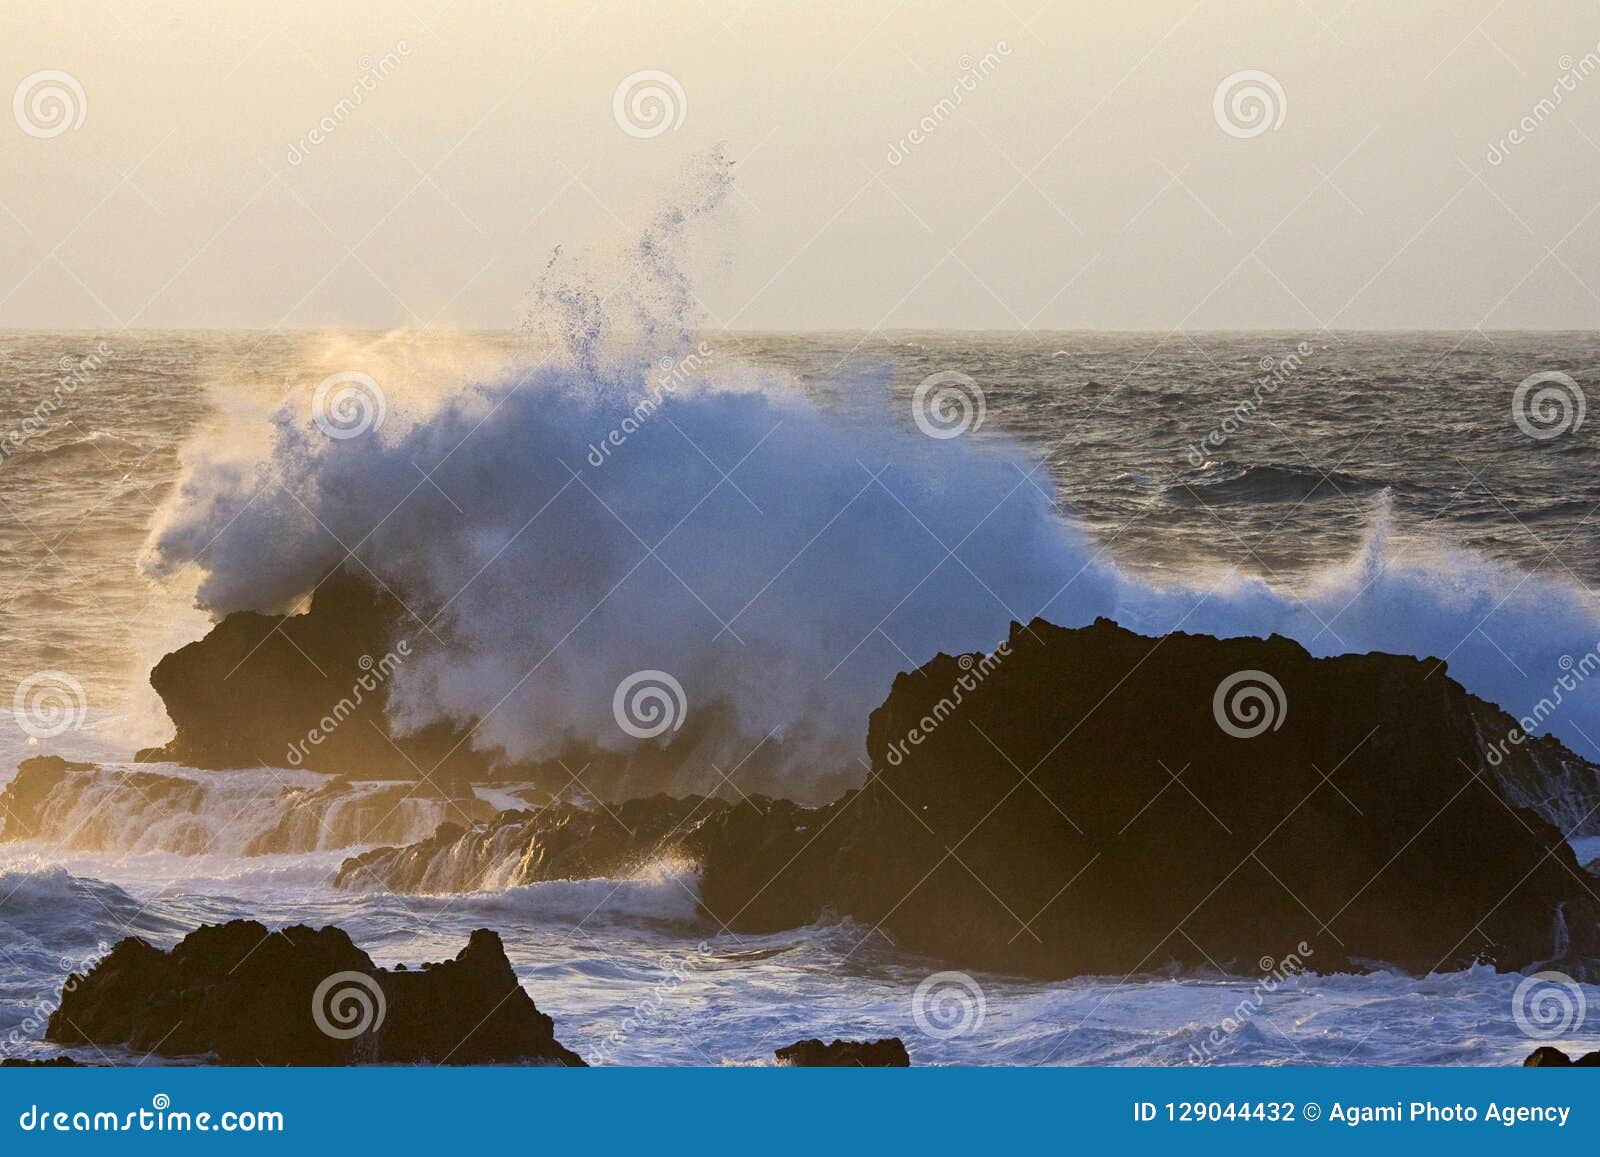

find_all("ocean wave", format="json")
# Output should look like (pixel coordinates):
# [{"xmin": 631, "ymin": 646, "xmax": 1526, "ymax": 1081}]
[
  {"xmin": 444, "ymin": 857, "xmax": 705, "ymax": 927},
  {"xmin": 0, "ymin": 867, "xmax": 186, "ymax": 990},
  {"xmin": 26, "ymin": 430, "xmax": 134, "ymax": 458},
  {"xmin": 125, "ymin": 169, "xmax": 1600, "ymax": 793},
  {"xmin": 1173, "ymin": 460, "xmax": 1389, "ymax": 503}
]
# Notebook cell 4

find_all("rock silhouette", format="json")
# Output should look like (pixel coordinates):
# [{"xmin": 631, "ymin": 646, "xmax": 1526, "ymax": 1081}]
[
  {"xmin": 775, "ymin": 1038, "xmax": 910, "ymax": 1066},
  {"xmin": 343, "ymin": 618, "xmax": 1600, "ymax": 980},
  {"xmin": 45, "ymin": 920, "xmax": 583, "ymax": 1066},
  {"xmin": 1523, "ymin": 1046, "xmax": 1600, "ymax": 1066}
]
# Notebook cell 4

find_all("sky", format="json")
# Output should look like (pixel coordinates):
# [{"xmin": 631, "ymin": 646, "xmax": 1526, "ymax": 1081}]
[{"xmin": 2, "ymin": 1, "xmax": 1599, "ymax": 331}]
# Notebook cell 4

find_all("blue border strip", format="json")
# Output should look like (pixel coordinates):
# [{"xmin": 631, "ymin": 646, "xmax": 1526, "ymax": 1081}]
[{"xmin": 1, "ymin": 1067, "xmax": 1591, "ymax": 1152}]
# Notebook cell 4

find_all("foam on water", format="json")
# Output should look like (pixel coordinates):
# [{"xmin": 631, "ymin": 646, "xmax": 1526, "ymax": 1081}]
[
  {"xmin": 0, "ymin": 760, "xmax": 458, "ymax": 856},
  {"xmin": 132, "ymin": 336, "xmax": 1600, "ymax": 800}
]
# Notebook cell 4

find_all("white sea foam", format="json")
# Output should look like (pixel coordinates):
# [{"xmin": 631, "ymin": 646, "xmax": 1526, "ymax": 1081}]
[
  {"xmin": 140, "ymin": 321, "xmax": 1600, "ymax": 800},
  {"xmin": 0, "ymin": 761, "xmax": 454, "ymax": 856}
]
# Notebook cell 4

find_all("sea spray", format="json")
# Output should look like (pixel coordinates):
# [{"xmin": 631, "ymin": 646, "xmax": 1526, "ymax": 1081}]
[{"xmin": 139, "ymin": 161, "xmax": 1600, "ymax": 795}]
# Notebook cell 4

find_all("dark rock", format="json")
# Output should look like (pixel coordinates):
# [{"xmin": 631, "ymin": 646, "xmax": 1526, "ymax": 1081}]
[
  {"xmin": 337, "ymin": 794, "xmax": 730, "ymax": 891},
  {"xmin": 45, "ymin": 920, "xmax": 583, "ymax": 1066},
  {"xmin": 345, "ymin": 618, "xmax": 1600, "ymax": 981},
  {"xmin": 136, "ymin": 575, "xmax": 486, "ymax": 783},
  {"xmin": 1524, "ymin": 1046, "xmax": 1574, "ymax": 1066},
  {"xmin": 140, "ymin": 576, "xmax": 851, "ymax": 800},
  {"xmin": 776, "ymin": 1038, "xmax": 910, "ymax": 1066},
  {"xmin": 1523, "ymin": 1047, "xmax": 1600, "ymax": 1066},
  {"xmin": 1, "ymin": 1056, "xmax": 87, "ymax": 1067}
]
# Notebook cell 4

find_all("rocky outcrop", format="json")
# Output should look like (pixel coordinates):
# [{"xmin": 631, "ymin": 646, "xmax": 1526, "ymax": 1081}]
[
  {"xmin": 343, "ymin": 618, "xmax": 1600, "ymax": 981},
  {"xmin": 1523, "ymin": 1046, "xmax": 1600, "ymax": 1066},
  {"xmin": 775, "ymin": 1038, "xmax": 910, "ymax": 1066},
  {"xmin": 784, "ymin": 617, "xmax": 1600, "ymax": 978},
  {"xmin": 136, "ymin": 576, "xmax": 488, "ymax": 783},
  {"xmin": 45, "ymin": 920, "xmax": 583, "ymax": 1066},
  {"xmin": 336, "ymin": 793, "xmax": 763, "ymax": 892}
]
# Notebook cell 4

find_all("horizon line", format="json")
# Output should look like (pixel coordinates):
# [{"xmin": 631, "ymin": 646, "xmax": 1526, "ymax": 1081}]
[{"xmin": 3, "ymin": 325, "xmax": 1599, "ymax": 337}]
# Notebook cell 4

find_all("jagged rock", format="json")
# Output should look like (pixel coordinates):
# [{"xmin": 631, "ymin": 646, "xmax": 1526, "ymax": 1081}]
[
  {"xmin": 343, "ymin": 618, "xmax": 1600, "ymax": 981},
  {"xmin": 775, "ymin": 1038, "xmax": 910, "ymax": 1066},
  {"xmin": 337, "ymin": 794, "xmax": 735, "ymax": 891},
  {"xmin": 45, "ymin": 920, "xmax": 583, "ymax": 1066},
  {"xmin": 0, "ymin": 1056, "xmax": 87, "ymax": 1067},
  {"xmin": 798, "ymin": 618, "xmax": 1600, "ymax": 977},
  {"xmin": 1523, "ymin": 1046, "xmax": 1600, "ymax": 1066}
]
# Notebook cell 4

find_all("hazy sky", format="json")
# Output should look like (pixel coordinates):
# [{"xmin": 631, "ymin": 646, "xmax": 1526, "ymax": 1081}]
[{"xmin": 3, "ymin": 1, "xmax": 1599, "ymax": 330}]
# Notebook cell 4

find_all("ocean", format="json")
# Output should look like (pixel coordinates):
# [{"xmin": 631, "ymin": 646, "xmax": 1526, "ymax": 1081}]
[{"xmin": 3, "ymin": 329, "xmax": 1600, "ymax": 1065}]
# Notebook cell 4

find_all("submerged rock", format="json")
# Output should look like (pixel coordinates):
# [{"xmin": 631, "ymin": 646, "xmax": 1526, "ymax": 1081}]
[
  {"xmin": 45, "ymin": 920, "xmax": 583, "ymax": 1066},
  {"xmin": 344, "ymin": 618, "xmax": 1600, "ymax": 981},
  {"xmin": 776, "ymin": 1038, "xmax": 910, "ymax": 1066}
]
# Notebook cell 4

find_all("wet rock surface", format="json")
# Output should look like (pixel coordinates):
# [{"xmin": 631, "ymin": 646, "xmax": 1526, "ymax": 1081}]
[{"xmin": 775, "ymin": 1038, "xmax": 910, "ymax": 1066}]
